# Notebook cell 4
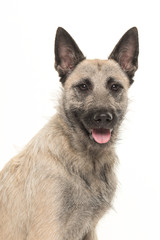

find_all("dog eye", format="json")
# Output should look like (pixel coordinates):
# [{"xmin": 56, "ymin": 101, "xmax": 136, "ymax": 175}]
[
  {"xmin": 111, "ymin": 84, "xmax": 121, "ymax": 92},
  {"xmin": 78, "ymin": 83, "xmax": 89, "ymax": 91}
]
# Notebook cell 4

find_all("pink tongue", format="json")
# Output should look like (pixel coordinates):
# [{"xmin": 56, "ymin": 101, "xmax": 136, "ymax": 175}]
[{"xmin": 92, "ymin": 129, "xmax": 111, "ymax": 144}]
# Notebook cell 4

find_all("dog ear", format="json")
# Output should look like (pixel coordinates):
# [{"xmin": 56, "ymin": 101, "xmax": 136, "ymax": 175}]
[
  {"xmin": 109, "ymin": 27, "xmax": 139, "ymax": 84},
  {"xmin": 55, "ymin": 27, "xmax": 85, "ymax": 83}
]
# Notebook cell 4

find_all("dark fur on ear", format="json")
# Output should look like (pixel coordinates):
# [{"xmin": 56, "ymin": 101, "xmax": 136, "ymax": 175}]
[
  {"xmin": 109, "ymin": 27, "xmax": 139, "ymax": 84},
  {"xmin": 55, "ymin": 27, "xmax": 85, "ymax": 84}
]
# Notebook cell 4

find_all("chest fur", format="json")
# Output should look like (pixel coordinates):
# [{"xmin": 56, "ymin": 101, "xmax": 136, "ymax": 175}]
[{"xmin": 55, "ymin": 164, "xmax": 117, "ymax": 224}]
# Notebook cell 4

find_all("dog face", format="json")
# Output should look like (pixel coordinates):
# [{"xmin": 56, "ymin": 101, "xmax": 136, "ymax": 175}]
[
  {"xmin": 62, "ymin": 59, "xmax": 129, "ymax": 145},
  {"xmin": 55, "ymin": 27, "xmax": 139, "ymax": 146}
]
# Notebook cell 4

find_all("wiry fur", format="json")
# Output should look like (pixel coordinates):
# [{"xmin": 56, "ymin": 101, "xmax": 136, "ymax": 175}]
[{"xmin": 0, "ymin": 27, "xmax": 139, "ymax": 240}]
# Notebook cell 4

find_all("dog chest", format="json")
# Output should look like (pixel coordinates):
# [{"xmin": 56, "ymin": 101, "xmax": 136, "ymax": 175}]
[{"xmin": 54, "ymin": 170, "xmax": 116, "ymax": 226}]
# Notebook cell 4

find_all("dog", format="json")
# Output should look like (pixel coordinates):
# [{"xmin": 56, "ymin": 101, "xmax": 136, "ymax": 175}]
[{"xmin": 0, "ymin": 27, "xmax": 139, "ymax": 240}]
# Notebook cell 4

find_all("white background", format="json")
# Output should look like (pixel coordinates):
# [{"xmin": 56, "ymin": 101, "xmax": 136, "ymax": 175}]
[{"xmin": 0, "ymin": 0, "xmax": 160, "ymax": 239}]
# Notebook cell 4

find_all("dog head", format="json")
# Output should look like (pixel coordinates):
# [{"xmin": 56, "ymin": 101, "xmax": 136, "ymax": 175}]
[{"xmin": 54, "ymin": 27, "xmax": 139, "ymax": 146}]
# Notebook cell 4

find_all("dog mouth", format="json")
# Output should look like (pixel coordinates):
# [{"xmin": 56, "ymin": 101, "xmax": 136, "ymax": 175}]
[{"xmin": 89, "ymin": 128, "xmax": 113, "ymax": 144}]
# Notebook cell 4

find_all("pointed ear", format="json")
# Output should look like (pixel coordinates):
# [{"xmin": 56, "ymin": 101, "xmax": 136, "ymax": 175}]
[
  {"xmin": 109, "ymin": 27, "xmax": 139, "ymax": 84},
  {"xmin": 54, "ymin": 27, "xmax": 85, "ymax": 83}
]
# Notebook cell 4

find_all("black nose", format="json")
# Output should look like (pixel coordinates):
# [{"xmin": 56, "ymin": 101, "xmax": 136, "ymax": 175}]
[{"xmin": 94, "ymin": 112, "xmax": 113, "ymax": 125}]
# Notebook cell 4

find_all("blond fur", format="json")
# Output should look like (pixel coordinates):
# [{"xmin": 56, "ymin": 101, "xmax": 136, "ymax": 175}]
[
  {"xmin": 0, "ymin": 114, "xmax": 117, "ymax": 240},
  {"xmin": 0, "ymin": 26, "xmax": 138, "ymax": 240}
]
